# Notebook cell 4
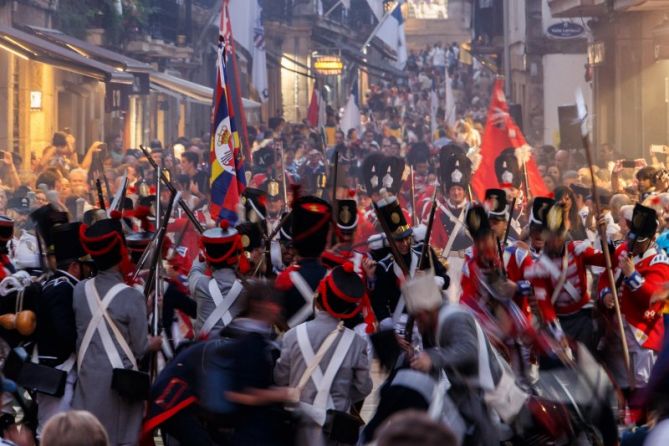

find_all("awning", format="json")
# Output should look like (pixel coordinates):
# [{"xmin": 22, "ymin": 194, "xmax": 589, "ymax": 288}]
[
  {"xmin": 24, "ymin": 25, "xmax": 153, "ymax": 74},
  {"xmin": 150, "ymin": 71, "xmax": 261, "ymax": 109},
  {"xmin": 0, "ymin": 25, "xmax": 133, "ymax": 84}
]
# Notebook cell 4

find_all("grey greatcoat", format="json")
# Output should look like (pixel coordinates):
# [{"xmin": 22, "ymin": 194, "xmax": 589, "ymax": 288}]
[
  {"xmin": 72, "ymin": 269, "xmax": 148, "ymax": 446},
  {"xmin": 188, "ymin": 260, "xmax": 244, "ymax": 337},
  {"xmin": 274, "ymin": 310, "xmax": 372, "ymax": 446},
  {"xmin": 425, "ymin": 304, "xmax": 503, "ymax": 446}
]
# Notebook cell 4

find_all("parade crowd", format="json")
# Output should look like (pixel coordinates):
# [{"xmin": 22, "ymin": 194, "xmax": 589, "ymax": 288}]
[{"xmin": 0, "ymin": 42, "xmax": 668, "ymax": 446}]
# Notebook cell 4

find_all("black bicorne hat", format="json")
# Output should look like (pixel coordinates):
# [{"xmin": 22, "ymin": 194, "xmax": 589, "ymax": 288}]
[
  {"xmin": 485, "ymin": 188, "xmax": 508, "ymax": 220},
  {"xmin": 377, "ymin": 196, "xmax": 411, "ymax": 240},
  {"xmin": 236, "ymin": 222, "xmax": 264, "ymax": 252},
  {"xmin": 336, "ymin": 199, "xmax": 358, "ymax": 233},
  {"xmin": 529, "ymin": 197, "xmax": 555, "ymax": 230},
  {"xmin": 362, "ymin": 153, "xmax": 385, "ymax": 195},
  {"xmin": 494, "ymin": 149, "xmax": 521, "ymax": 189},
  {"xmin": 440, "ymin": 149, "xmax": 471, "ymax": 191},
  {"xmin": 7, "ymin": 197, "xmax": 30, "ymax": 215},
  {"xmin": 291, "ymin": 196, "xmax": 332, "ymax": 257},
  {"xmin": 52, "ymin": 222, "xmax": 90, "ymax": 266},
  {"xmin": 630, "ymin": 203, "xmax": 658, "ymax": 241},
  {"xmin": 466, "ymin": 205, "xmax": 493, "ymax": 241},
  {"xmin": 80, "ymin": 218, "xmax": 126, "ymax": 270},
  {"xmin": 243, "ymin": 188, "xmax": 267, "ymax": 223}
]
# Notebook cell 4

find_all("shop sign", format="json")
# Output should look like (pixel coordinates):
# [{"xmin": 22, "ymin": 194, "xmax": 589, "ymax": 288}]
[
  {"xmin": 313, "ymin": 56, "xmax": 344, "ymax": 76},
  {"xmin": 547, "ymin": 22, "xmax": 585, "ymax": 39}
]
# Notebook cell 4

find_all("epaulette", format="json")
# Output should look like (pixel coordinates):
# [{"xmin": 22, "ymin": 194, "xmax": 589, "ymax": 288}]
[
  {"xmin": 650, "ymin": 252, "xmax": 669, "ymax": 267},
  {"xmin": 44, "ymin": 276, "xmax": 74, "ymax": 290},
  {"xmin": 573, "ymin": 240, "xmax": 592, "ymax": 256}
]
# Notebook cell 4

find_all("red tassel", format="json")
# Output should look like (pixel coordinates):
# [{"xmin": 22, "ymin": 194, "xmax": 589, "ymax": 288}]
[
  {"xmin": 219, "ymin": 220, "xmax": 230, "ymax": 231},
  {"xmin": 110, "ymin": 210, "xmax": 122, "ymax": 220}
]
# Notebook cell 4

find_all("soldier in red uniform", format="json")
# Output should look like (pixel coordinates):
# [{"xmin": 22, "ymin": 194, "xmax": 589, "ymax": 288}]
[
  {"xmin": 598, "ymin": 203, "xmax": 667, "ymax": 398},
  {"xmin": 321, "ymin": 196, "xmax": 367, "ymax": 276},
  {"xmin": 460, "ymin": 205, "xmax": 533, "ymax": 377},
  {"xmin": 524, "ymin": 202, "xmax": 607, "ymax": 355},
  {"xmin": 481, "ymin": 188, "xmax": 534, "ymax": 319}
]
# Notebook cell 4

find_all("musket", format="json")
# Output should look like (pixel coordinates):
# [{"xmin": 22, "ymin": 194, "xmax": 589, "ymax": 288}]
[
  {"xmin": 419, "ymin": 186, "xmax": 439, "ymax": 270},
  {"xmin": 95, "ymin": 155, "xmax": 112, "ymax": 203},
  {"xmin": 143, "ymin": 190, "xmax": 178, "ymax": 302},
  {"xmin": 410, "ymin": 166, "xmax": 417, "ymax": 226},
  {"xmin": 576, "ymin": 89, "xmax": 634, "ymax": 389},
  {"xmin": 331, "ymin": 150, "xmax": 339, "ymax": 245},
  {"xmin": 140, "ymin": 145, "xmax": 204, "ymax": 234},
  {"xmin": 498, "ymin": 196, "xmax": 517, "ymax": 276},
  {"xmin": 95, "ymin": 179, "xmax": 106, "ymax": 211}
]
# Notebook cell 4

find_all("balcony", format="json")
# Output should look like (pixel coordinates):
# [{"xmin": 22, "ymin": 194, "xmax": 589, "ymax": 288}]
[
  {"xmin": 614, "ymin": 0, "xmax": 669, "ymax": 11},
  {"xmin": 548, "ymin": 0, "xmax": 607, "ymax": 18}
]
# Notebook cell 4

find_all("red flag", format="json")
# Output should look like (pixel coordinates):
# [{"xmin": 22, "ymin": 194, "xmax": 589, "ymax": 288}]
[
  {"xmin": 307, "ymin": 81, "xmax": 320, "ymax": 128},
  {"xmin": 471, "ymin": 79, "xmax": 548, "ymax": 200}
]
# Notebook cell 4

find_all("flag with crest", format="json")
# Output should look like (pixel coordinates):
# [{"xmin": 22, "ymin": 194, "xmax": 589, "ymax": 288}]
[
  {"xmin": 209, "ymin": 0, "xmax": 246, "ymax": 223},
  {"xmin": 471, "ymin": 78, "xmax": 548, "ymax": 200}
]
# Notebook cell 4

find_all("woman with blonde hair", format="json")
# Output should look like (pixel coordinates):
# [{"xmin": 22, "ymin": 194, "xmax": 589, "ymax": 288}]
[{"xmin": 41, "ymin": 411, "xmax": 109, "ymax": 446}]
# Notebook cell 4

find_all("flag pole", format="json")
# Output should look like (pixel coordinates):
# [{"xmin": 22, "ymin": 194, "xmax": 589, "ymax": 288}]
[
  {"xmin": 224, "ymin": 0, "xmax": 251, "ymax": 164},
  {"xmin": 361, "ymin": 6, "xmax": 393, "ymax": 50},
  {"xmin": 576, "ymin": 89, "xmax": 634, "ymax": 390}
]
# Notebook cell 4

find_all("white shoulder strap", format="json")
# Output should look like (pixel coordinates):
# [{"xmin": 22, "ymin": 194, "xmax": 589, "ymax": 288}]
[
  {"xmin": 200, "ymin": 279, "xmax": 244, "ymax": 336},
  {"xmin": 78, "ymin": 279, "xmax": 130, "ymax": 372},
  {"xmin": 287, "ymin": 271, "xmax": 317, "ymax": 328},
  {"xmin": 313, "ymin": 329, "xmax": 355, "ymax": 410},
  {"xmin": 295, "ymin": 323, "xmax": 344, "ymax": 393}
]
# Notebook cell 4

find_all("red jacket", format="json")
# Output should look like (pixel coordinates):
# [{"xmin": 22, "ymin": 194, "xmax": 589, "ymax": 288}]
[
  {"xmin": 597, "ymin": 244, "xmax": 667, "ymax": 351},
  {"xmin": 524, "ymin": 241, "xmax": 606, "ymax": 323}
]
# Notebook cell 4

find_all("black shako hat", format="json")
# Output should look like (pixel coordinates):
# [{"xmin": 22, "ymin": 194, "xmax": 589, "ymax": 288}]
[
  {"xmin": 79, "ymin": 217, "xmax": 126, "ymax": 270},
  {"xmin": 236, "ymin": 221, "xmax": 264, "ymax": 252},
  {"xmin": 629, "ymin": 203, "xmax": 658, "ymax": 241},
  {"xmin": 126, "ymin": 232, "xmax": 154, "ymax": 264},
  {"xmin": 336, "ymin": 199, "xmax": 358, "ymax": 233},
  {"xmin": 485, "ymin": 188, "xmax": 508, "ymax": 220},
  {"xmin": 242, "ymin": 188, "xmax": 267, "ymax": 223},
  {"xmin": 377, "ymin": 195, "xmax": 411, "ymax": 240},
  {"xmin": 52, "ymin": 222, "xmax": 90, "ymax": 266},
  {"xmin": 318, "ymin": 263, "xmax": 371, "ymax": 325},
  {"xmin": 291, "ymin": 196, "xmax": 332, "ymax": 257},
  {"xmin": 30, "ymin": 204, "xmax": 69, "ymax": 255},
  {"xmin": 529, "ymin": 197, "xmax": 555, "ymax": 231},
  {"xmin": 200, "ymin": 221, "xmax": 243, "ymax": 269}
]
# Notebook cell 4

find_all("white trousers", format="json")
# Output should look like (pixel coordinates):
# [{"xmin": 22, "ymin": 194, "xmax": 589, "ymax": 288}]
[{"xmin": 446, "ymin": 256, "xmax": 464, "ymax": 303}]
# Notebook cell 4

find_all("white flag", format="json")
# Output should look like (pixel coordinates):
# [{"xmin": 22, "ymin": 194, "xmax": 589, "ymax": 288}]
[
  {"xmin": 252, "ymin": 3, "xmax": 269, "ymax": 103},
  {"xmin": 342, "ymin": 0, "xmax": 351, "ymax": 9},
  {"xmin": 444, "ymin": 71, "xmax": 456, "ymax": 129},
  {"xmin": 374, "ymin": 1, "xmax": 407, "ymax": 69},
  {"xmin": 341, "ymin": 79, "xmax": 360, "ymax": 135},
  {"xmin": 366, "ymin": 0, "xmax": 384, "ymax": 20}
]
